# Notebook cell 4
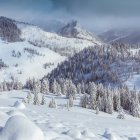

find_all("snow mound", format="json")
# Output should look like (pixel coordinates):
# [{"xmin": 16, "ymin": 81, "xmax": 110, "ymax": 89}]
[
  {"xmin": 103, "ymin": 129, "xmax": 122, "ymax": 140},
  {"xmin": 7, "ymin": 110, "xmax": 26, "ymax": 118},
  {"xmin": 82, "ymin": 129, "xmax": 95, "ymax": 138},
  {"xmin": 67, "ymin": 129, "xmax": 82, "ymax": 139},
  {"xmin": 0, "ymin": 115, "xmax": 44, "ymax": 140},
  {"xmin": 13, "ymin": 101, "xmax": 26, "ymax": 109}
]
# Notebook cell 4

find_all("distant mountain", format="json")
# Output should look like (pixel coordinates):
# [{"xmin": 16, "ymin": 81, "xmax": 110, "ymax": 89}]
[
  {"xmin": 58, "ymin": 20, "xmax": 102, "ymax": 45},
  {"xmin": 99, "ymin": 27, "xmax": 140, "ymax": 44}
]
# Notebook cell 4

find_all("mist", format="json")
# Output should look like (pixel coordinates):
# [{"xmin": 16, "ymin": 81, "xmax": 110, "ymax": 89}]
[{"xmin": 0, "ymin": 0, "xmax": 140, "ymax": 33}]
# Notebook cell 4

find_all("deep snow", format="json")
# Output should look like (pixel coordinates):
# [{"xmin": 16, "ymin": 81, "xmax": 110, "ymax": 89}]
[{"xmin": 0, "ymin": 90, "xmax": 140, "ymax": 140}]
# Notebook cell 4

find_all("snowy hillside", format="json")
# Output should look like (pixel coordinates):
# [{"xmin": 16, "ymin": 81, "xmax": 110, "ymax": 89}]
[
  {"xmin": 16, "ymin": 21, "xmax": 102, "ymax": 54},
  {"xmin": 0, "ymin": 90, "xmax": 140, "ymax": 140},
  {"xmin": 0, "ymin": 40, "xmax": 65, "ymax": 83}
]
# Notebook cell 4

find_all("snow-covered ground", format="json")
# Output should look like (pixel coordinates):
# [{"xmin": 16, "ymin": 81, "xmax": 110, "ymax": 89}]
[
  {"xmin": 0, "ymin": 40, "xmax": 65, "ymax": 83},
  {"xmin": 0, "ymin": 90, "xmax": 140, "ymax": 140}
]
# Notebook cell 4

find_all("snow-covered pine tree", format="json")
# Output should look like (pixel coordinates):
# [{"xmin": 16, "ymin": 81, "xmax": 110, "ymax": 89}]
[
  {"xmin": 41, "ymin": 95, "xmax": 46, "ymax": 105},
  {"xmin": 88, "ymin": 82, "xmax": 97, "ymax": 110},
  {"xmin": 80, "ymin": 92, "xmax": 89, "ymax": 108},
  {"xmin": 41, "ymin": 79, "xmax": 49, "ymax": 94},
  {"xmin": 113, "ymin": 89, "xmax": 121, "ymax": 111},
  {"xmin": 33, "ymin": 90, "xmax": 40, "ymax": 105},
  {"xmin": 27, "ymin": 91, "xmax": 32, "ymax": 104},
  {"xmin": 131, "ymin": 91, "xmax": 140, "ymax": 117},
  {"xmin": 117, "ymin": 107, "xmax": 125, "ymax": 119},
  {"xmin": 0, "ymin": 83, "xmax": 3, "ymax": 92},
  {"xmin": 61, "ymin": 80, "xmax": 68, "ymax": 95},
  {"xmin": 33, "ymin": 81, "xmax": 41, "ymax": 105},
  {"xmin": 69, "ymin": 94, "xmax": 74, "ymax": 107},
  {"xmin": 51, "ymin": 79, "xmax": 57, "ymax": 94},
  {"xmin": 49, "ymin": 97, "xmax": 57, "ymax": 108},
  {"xmin": 96, "ymin": 106, "xmax": 99, "ymax": 115},
  {"xmin": 106, "ymin": 87, "xmax": 114, "ymax": 114},
  {"xmin": 66, "ymin": 79, "xmax": 77, "ymax": 99},
  {"xmin": 77, "ymin": 83, "xmax": 82, "ymax": 95},
  {"xmin": 56, "ymin": 82, "xmax": 62, "ymax": 96},
  {"xmin": 67, "ymin": 99, "xmax": 70, "ymax": 111},
  {"xmin": 3, "ymin": 80, "xmax": 7, "ymax": 91}
]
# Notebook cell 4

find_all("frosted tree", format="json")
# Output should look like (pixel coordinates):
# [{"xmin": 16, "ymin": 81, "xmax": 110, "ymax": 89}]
[
  {"xmin": 117, "ymin": 107, "xmax": 125, "ymax": 119},
  {"xmin": 96, "ymin": 106, "xmax": 99, "ymax": 115},
  {"xmin": 80, "ymin": 92, "xmax": 89, "ymax": 108},
  {"xmin": 77, "ymin": 83, "xmax": 81, "ymax": 95},
  {"xmin": 67, "ymin": 100, "xmax": 70, "ymax": 111},
  {"xmin": 56, "ymin": 82, "xmax": 62, "ymax": 96},
  {"xmin": 49, "ymin": 97, "xmax": 57, "ymax": 108},
  {"xmin": 13, "ymin": 79, "xmax": 23, "ymax": 90},
  {"xmin": 33, "ymin": 90, "xmax": 40, "ymax": 105},
  {"xmin": 0, "ymin": 83, "xmax": 3, "ymax": 92},
  {"xmin": 106, "ymin": 88, "xmax": 114, "ymax": 114},
  {"xmin": 33, "ymin": 80, "xmax": 41, "ymax": 94},
  {"xmin": 52, "ymin": 79, "xmax": 57, "ymax": 94},
  {"xmin": 41, "ymin": 79, "xmax": 49, "ymax": 94},
  {"xmin": 113, "ymin": 89, "xmax": 121, "ymax": 111},
  {"xmin": 88, "ymin": 82, "xmax": 97, "ymax": 109},
  {"xmin": 69, "ymin": 94, "xmax": 74, "ymax": 107},
  {"xmin": 27, "ymin": 91, "xmax": 32, "ymax": 104},
  {"xmin": 33, "ymin": 81, "xmax": 41, "ymax": 105},
  {"xmin": 3, "ymin": 81, "xmax": 7, "ymax": 91},
  {"xmin": 131, "ymin": 93, "xmax": 140, "ymax": 118},
  {"xmin": 61, "ymin": 80, "xmax": 67, "ymax": 95},
  {"xmin": 41, "ymin": 95, "xmax": 46, "ymax": 105},
  {"xmin": 66, "ymin": 80, "xmax": 77, "ymax": 100}
]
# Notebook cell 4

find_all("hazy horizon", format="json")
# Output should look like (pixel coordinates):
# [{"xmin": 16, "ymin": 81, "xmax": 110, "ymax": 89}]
[{"xmin": 0, "ymin": 0, "xmax": 140, "ymax": 33}]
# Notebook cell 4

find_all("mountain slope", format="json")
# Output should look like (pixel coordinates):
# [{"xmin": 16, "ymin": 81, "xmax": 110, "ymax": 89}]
[
  {"xmin": 0, "ymin": 16, "xmax": 103, "ymax": 83},
  {"xmin": 16, "ymin": 20, "xmax": 102, "ymax": 56},
  {"xmin": 58, "ymin": 20, "xmax": 102, "ymax": 45},
  {"xmin": 0, "ymin": 40, "xmax": 65, "ymax": 83},
  {"xmin": 99, "ymin": 27, "xmax": 140, "ymax": 44},
  {"xmin": 47, "ymin": 44, "xmax": 140, "ymax": 86}
]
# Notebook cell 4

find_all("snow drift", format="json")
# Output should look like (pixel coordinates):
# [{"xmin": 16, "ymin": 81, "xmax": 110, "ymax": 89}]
[{"xmin": 0, "ymin": 115, "xmax": 44, "ymax": 140}]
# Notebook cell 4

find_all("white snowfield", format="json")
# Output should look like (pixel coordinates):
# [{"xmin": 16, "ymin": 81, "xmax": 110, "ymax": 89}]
[
  {"xmin": 0, "ymin": 90, "xmax": 140, "ymax": 140},
  {"xmin": 0, "ymin": 40, "xmax": 65, "ymax": 83}
]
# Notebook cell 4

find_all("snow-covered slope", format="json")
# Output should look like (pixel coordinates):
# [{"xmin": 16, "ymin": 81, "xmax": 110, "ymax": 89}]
[
  {"xmin": 0, "ymin": 40, "xmax": 65, "ymax": 83},
  {"xmin": 16, "ymin": 21, "xmax": 102, "ymax": 52},
  {"xmin": 0, "ymin": 90, "xmax": 140, "ymax": 140}
]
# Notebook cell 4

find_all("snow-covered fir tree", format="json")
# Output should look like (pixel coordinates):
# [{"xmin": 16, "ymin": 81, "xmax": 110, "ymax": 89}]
[
  {"xmin": 41, "ymin": 95, "xmax": 46, "ymax": 105},
  {"xmin": 41, "ymin": 79, "xmax": 49, "ymax": 94},
  {"xmin": 49, "ymin": 97, "xmax": 57, "ymax": 108},
  {"xmin": 27, "ymin": 91, "xmax": 32, "ymax": 104}
]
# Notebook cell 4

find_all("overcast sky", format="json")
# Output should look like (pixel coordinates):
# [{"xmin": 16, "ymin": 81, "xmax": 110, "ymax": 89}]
[{"xmin": 0, "ymin": 0, "xmax": 140, "ymax": 32}]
